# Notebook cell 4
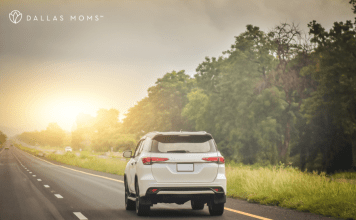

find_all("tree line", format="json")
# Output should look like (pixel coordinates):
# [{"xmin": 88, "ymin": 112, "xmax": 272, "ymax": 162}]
[
  {"xmin": 123, "ymin": 1, "xmax": 356, "ymax": 173},
  {"xmin": 17, "ymin": 1, "xmax": 356, "ymax": 173}
]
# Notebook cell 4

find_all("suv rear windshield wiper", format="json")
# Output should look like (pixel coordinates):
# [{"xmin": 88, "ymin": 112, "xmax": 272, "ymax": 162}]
[{"xmin": 166, "ymin": 150, "xmax": 190, "ymax": 153}]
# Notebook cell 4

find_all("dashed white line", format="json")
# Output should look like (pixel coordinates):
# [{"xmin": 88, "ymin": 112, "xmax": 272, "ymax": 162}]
[
  {"xmin": 54, "ymin": 194, "xmax": 63, "ymax": 198},
  {"xmin": 37, "ymin": 179, "xmax": 42, "ymax": 181},
  {"xmin": 32, "ymin": 175, "xmax": 36, "ymax": 177},
  {"xmin": 44, "ymin": 185, "xmax": 50, "ymax": 188},
  {"xmin": 29, "ymin": 172, "xmax": 32, "ymax": 174},
  {"xmin": 73, "ymin": 212, "xmax": 88, "ymax": 220}
]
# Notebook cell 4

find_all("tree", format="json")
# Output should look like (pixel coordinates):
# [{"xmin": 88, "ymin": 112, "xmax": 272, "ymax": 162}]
[
  {"xmin": 123, "ymin": 70, "xmax": 195, "ymax": 136},
  {"xmin": 189, "ymin": 25, "xmax": 283, "ymax": 163},
  {"xmin": 71, "ymin": 113, "xmax": 96, "ymax": 150},
  {"xmin": 44, "ymin": 123, "xmax": 66, "ymax": 147},
  {"xmin": 92, "ymin": 109, "xmax": 120, "ymax": 151},
  {"xmin": 267, "ymin": 23, "xmax": 315, "ymax": 162},
  {"xmin": 302, "ymin": 17, "xmax": 356, "ymax": 168},
  {"xmin": 0, "ymin": 131, "xmax": 7, "ymax": 145}
]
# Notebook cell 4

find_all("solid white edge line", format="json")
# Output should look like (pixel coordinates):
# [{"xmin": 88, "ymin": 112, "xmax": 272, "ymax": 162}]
[
  {"xmin": 73, "ymin": 212, "xmax": 88, "ymax": 220},
  {"xmin": 44, "ymin": 185, "xmax": 50, "ymax": 188},
  {"xmin": 54, "ymin": 194, "xmax": 63, "ymax": 198}
]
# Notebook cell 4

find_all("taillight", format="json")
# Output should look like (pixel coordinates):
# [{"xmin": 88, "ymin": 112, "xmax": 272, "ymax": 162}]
[
  {"xmin": 202, "ymin": 156, "xmax": 225, "ymax": 164},
  {"xmin": 142, "ymin": 157, "xmax": 169, "ymax": 165}
]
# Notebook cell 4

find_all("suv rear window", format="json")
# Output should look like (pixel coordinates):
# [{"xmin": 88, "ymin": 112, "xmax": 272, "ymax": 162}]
[{"xmin": 151, "ymin": 135, "xmax": 216, "ymax": 153}]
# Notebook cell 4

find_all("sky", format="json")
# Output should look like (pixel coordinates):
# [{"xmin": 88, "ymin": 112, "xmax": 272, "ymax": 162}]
[{"xmin": 0, "ymin": 0, "xmax": 355, "ymax": 136}]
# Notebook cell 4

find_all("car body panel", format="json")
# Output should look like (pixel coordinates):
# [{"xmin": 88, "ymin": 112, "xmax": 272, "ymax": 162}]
[
  {"xmin": 150, "ymin": 152, "xmax": 219, "ymax": 183},
  {"xmin": 124, "ymin": 131, "xmax": 226, "ymax": 202}
]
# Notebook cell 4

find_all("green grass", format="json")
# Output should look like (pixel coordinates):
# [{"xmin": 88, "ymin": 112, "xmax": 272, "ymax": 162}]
[
  {"xmin": 16, "ymin": 144, "xmax": 128, "ymax": 176},
  {"xmin": 16, "ymin": 144, "xmax": 356, "ymax": 219},
  {"xmin": 226, "ymin": 163, "xmax": 356, "ymax": 219},
  {"xmin": 47, "ymin": 153, "xmax": 128, "ymax": 176},
  {"xmin": 333, "ymin": 172, "xmax": 356, "ymax": 180}
]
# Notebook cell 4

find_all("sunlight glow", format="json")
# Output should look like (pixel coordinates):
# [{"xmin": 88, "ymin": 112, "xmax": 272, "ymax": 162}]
[{"xmin": 39, "ymin": 96, "xmax": 100, "ymax": 132}]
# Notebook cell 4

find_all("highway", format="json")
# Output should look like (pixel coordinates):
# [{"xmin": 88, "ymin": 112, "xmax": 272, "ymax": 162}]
[{"xmin": 0, "ymin": 141, "xmax": 340, "ymax": 220}]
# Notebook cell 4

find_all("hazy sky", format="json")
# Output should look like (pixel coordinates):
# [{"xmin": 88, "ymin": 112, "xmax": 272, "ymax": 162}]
[{"xmin": 0, "ymin": 0, "xmax": 355, "ymax": 135}]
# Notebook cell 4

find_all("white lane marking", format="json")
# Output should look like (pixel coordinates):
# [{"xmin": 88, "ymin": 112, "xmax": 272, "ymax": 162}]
[
  {"xmin": 73, "ymin": 212, "xmax": 88, "ymax": 220},
  {"xmin": 20, "ymin": 150, "xmax": 124, "ymax": 183},
  {"xmin": 37, "ymin": 179, "xmax": 42, "ymax": 181},
  {"xmin": 29, "ymin": 172, "xmax": 32, "ymax": 174},
  {"xmin": 54, "ymin": 194, "xmax": 63, "ymax": 199},
  {"xmin": 32, "ymin": 175, "xmax": 36, "ymax": 177},
  {"xmin": 44, "ymin": 185, "xmax": 50, "ymax": 188}
]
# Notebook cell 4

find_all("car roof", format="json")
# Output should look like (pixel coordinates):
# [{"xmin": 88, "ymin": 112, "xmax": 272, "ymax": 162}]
[{"xmin": 143, "ymin": 131, "xmax": 212, "ymax": 139}]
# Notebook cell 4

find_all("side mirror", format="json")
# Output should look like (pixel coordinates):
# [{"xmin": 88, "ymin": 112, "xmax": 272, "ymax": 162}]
[{"xmin": 123, "ymin": 150, "xmax": 132, "ymax": 158}]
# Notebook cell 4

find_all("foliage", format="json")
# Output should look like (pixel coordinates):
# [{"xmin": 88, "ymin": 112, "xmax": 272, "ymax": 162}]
[
  {"xmin": 302, "ymin": 10, "xmax": 356, "ymax": 168},
  {"xmin": 0, "ymin": 131, "xmax": 7, "ymax": 145},
  {"xmin": 123, "ymin": 70, "xmax": 195, "ymax": 135},
  {"xmin": 17, "ymin": 122, "xmax": 65, "ymax": 147}
]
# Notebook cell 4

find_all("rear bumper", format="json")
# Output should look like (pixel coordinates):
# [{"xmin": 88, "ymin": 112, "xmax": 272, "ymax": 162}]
[
  {"xmin": 138, "ymin": 173, "xmax": 227, "ymax": 196},
  {"xmin": 140, "ymin": 187, "xmax": 226, "ymax": 205}
]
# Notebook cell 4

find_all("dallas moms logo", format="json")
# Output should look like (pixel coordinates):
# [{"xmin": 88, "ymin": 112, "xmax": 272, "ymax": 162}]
[
  {"xmin": 9, "ymin": 10, "xmax": 104, "ymax": 24},
  {"xmin": 9, "ymin": 10, "xmax": 22, "ymax": 24}
]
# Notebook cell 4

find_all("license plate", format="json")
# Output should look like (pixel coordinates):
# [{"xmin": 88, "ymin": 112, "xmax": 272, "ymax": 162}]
[{"xmin": 177, "ymin": 163, "xmax": 194, "ymax": 172}]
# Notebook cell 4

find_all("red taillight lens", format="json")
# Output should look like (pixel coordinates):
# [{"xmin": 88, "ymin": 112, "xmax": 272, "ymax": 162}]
[
  {"xmin": 151, "ymin": 189, "xmax": 158, "ymax": 193},
  {"xmin": 202, "ymin": 157, "xmax": 225, "ymax": 164},
  {"xmin": 142, "ymin": 157, "xmax": 169, "ymax": 165}
]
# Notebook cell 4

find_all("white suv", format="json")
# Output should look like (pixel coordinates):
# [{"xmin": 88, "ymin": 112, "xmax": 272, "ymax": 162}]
[{"xmin": 123, "ymin": 131, "xmax": 226, "ymax": 216}]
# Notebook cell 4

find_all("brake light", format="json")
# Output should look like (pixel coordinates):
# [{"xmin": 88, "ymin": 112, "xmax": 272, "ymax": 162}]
[
  {"xmin": 202, "ymin": 157, "xmax": 225, "ymax": 164},
  {"xmin": 142, "ymin": 157, "xmax": 169, "ymax": 165}
]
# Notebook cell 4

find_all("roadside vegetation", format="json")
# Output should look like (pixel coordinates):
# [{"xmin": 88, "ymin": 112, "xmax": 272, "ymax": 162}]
[
  {"xmin": 226, "ymin": 162, "xmax": 356, "ymax": 220},
  {"xmin": 16, "ymin": 143, "xmax": 356, "ymax": 220},
  {"xmin": 16, "ymin": 144, "xmax": 128, "ymax": 176},
  {"xmin": 0, "ymin": 130, "xmax": 7, "ymax": 147}
]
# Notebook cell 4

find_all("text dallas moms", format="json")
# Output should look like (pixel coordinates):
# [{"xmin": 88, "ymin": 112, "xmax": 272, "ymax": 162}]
[{"xmin": 26, "ymin": 14, "xmax": 103, "ymax": 22}]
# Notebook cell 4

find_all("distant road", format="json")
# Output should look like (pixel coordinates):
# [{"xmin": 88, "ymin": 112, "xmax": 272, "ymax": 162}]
[{"xmin": 0, "ymin": 141, "xmax": 340, "ymax": 220}]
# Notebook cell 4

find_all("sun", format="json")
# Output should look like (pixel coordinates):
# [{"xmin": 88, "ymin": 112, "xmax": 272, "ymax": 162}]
[{"xmin": 40, "ymin": 96, "xmax": 99, "ymax": 132}]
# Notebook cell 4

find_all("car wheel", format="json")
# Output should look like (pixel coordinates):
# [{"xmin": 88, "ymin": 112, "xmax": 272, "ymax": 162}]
[
  {"xmin": 124, "ymin": 177, "xmax": 135, "ymax": 210},
  {"xmin": 135, "ymin": 180, "xmax": 150, "ymax": 216},
  {"xmin": 191, "ymin": 200, "xmax": 205, "ymax": 210},
  {"xmin": 208, "ymin": 202, "xmax": 224, "ymax": 216}
]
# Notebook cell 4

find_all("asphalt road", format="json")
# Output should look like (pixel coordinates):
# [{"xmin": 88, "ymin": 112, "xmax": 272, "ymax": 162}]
[{"xmin": 0, "ymin": 141, "xmax": 341, "ymax": 220}]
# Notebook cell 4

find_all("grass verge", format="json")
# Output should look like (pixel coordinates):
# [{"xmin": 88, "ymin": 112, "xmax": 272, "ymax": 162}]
[
  {"xmin": 226, "ymin": 163, "xmax": 356, "ymax": 219},
  {"xmin": 16, "ymin": 144, "xmax": 128, "ymax": 176},
  {"xmin": 16, "ymin": 144, "xmax": 356, "ymax": 219}
]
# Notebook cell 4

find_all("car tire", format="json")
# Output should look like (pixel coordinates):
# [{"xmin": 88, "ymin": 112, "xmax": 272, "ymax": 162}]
[
  {"xmin": 124, "ymin": 177, "xmax": 135, "ymax": 210},
  {"xmin": 191, "ymin": 200, "xmax": 205, "ymax": 210},
  {"xmin": 208, "ymin": 202, "xmax": 224, "ymax": 216},
  {"xmin": 135, "ymin": 180, "xmax": 150, "ymax": 216}
]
